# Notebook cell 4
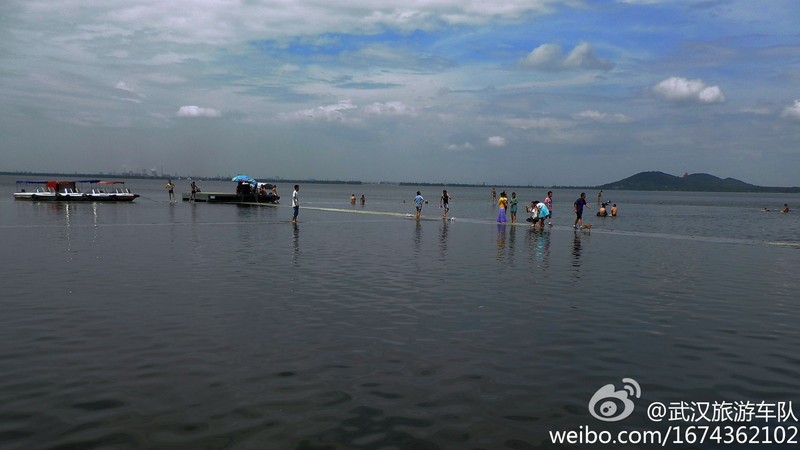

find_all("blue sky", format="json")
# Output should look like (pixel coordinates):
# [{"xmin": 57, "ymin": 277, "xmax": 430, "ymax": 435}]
[{"xmin": 1, "ymin": 0, "xmax": 799, "ymax": 186}]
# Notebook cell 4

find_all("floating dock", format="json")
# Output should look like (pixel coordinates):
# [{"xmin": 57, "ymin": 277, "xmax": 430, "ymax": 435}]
[{"xmin": 181, "ymin": 192, "xmax": 279, "ymax": 204}]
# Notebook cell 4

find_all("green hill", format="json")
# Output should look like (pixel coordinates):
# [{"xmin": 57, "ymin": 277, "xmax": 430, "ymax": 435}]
[{"xmin": 599, "ymin": 171, "xmax": 799, "ymax": 193}]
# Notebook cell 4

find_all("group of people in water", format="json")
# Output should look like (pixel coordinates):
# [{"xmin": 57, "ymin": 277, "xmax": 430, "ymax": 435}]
[
  {"xmin": 412, "ymin": 190, "xmax": 448, "ymax": 221},
  {"xmin": 166, "ymin": 179, "xmax": 202, "ymax": 203},
  {"xmin": 763, "ymin": 204, "xmax": 791, "ymax": 213},
  {"xmin": 165, "ymin": 181, "xmax": 790, "ymax": 228},
  {"xmin": 491, "ymin": 189, "xmax": 555, "ymax": 229},
  {"xmin": 490, "ymin": 188, "xmax": 610, "ymax": 230},
  {"xmin": 597, "ymin": 201, "xmax": 618, "ymax": 217},
  {"xmin": 350, "ymin": 194, "xmax": 366, "ymax": 205},
  {"xmin": 407, "ymin": 187, "xmax": 622, "ymax": 229}
]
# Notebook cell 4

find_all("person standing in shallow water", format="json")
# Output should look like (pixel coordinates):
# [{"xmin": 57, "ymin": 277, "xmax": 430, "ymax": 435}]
[
  {"xmin": 544, "ymin": 191, "xmax": 553, "ymax": 226},
  {"xmin": 414, "ymin": 191, "xmax": 425, "ymax": 220},
  {"xmin": 189, "ymin": 181, "xmax": 199, "ymax": 202},
  {"xmin": 574, "ymin": 192, "xmax": 590, "ymax": 228},
  {"xmin": 497, "ymin": 191, "xmax": 508, "ymax": 223},
  {"xmin": 165, "ymin": 180, "xmax": 175, "ymax": 203},
  {"xmin": 440, "ymin": 189, "xmax": 450, "ymax": 220},
  {"xmin": 509, "ymin": 192, "xmax": 519, "ymax": 223},
  {"xmin": 291, "ymin": 185, "xmax": 299, "ymax": 224}
]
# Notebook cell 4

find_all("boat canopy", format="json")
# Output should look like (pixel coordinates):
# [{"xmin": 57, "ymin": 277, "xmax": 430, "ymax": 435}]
[
  {"xmin": 16, "ymin": 180, "xmax": 101, "ymax": 184},
  {"xmin": 45, "ymin": 181, "xmax": 78, "ymax": 190}
]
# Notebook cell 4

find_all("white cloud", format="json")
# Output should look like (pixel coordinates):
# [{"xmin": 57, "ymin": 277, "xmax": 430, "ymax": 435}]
[
  {"xmin": 364, "ymin": 101, "xmax": 417, "ymax": 116},
  {"xmin": 698, "ymin": 85, "xmax": 724, "ymax": 103},
  {"xmin": 506, "ymin": 117, "xmax": 573, "ymax": 130},
  {"xmin": 278, "ymin": 64, "xmax": 300, "ymax": 74},
  {"xmin": 113, "ymin": 96, "xmax": 142, "ymax": 104},
  {"xmin": 115, "ymin": 81, "xmax": 146, "ymax": 100},
  {"xmin": 740, "ymin": 107, "xmax": 771, "ymax": 115},
  {"xmin": 521, "ymin": 43, "xmax": 561, "ymax": 67},
  {"xmin": 446, "ymin": 142, "xmax": 474, "ymax": 151},
  {"xmin": 652, "ymin": 77, "xmax": 725, "ymax": 104},
  {"xmin": 487, "ymin": 136, "xmax": 507, "ymax": 147},
  {"xmin": 781, "ymin": 100, "xmax": 800, "ymax": 120},
  {"xmin": 176, "ymin": 105, "xmax": 222, "ymax": 118},
  {"xmin": 282, "ymin": 100, "xmax": 358, "ymax": 122},
  {"xmin": 573, "ymin": 110, "xmax": 631, "ymax": 123},
  {"xmin": 115, "ymin": 81, "xmax": 134, "ymax": 92},
  {"xmin": 520, "ymin": 42, "xmax": 613, "ymax": 71}
]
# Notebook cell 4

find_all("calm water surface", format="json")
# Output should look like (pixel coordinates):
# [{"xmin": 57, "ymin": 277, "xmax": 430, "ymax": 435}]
[{"xmin": 1, "ymin": 176, "xmax": 799, "ymax": 449}]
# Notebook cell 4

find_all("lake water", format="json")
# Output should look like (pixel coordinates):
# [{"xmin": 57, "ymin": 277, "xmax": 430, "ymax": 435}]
[{"xmin": 1, "ymin": 175, "xmax": 799, "ymax": 449}]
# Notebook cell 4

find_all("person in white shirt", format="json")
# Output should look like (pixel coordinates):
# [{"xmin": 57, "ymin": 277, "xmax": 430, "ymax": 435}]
[{"xmin": 291, "ymin": 185, "xmax": 299, "ymax": 224}]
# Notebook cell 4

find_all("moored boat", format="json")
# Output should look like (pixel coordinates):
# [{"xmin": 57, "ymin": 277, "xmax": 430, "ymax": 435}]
[
  {"xmin": 86, "ymin": 181, "xmax": 140, "ymax": 202},
  {"xmin": 181, "ymin": 179, "xmax": 280, "ymax": 204},
  {"xmin": 13, "ymin": 180, "xmax": 139, "ymax": 202}
]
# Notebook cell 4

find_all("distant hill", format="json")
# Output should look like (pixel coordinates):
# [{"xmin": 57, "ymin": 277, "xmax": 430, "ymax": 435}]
[{"xmin": 598, "ymin": 171, "xmax": 800, "ymax": 193}]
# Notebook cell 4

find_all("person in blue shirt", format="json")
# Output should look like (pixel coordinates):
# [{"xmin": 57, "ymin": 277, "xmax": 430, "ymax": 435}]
[
  {"xmin": 535, "ymin": 200, "xmax": 550, "ymax": 231},
  {"xmin": 414, "ymin": 191, "xmax": 425, "ymax": 220},
  {"xmin": 573, "ymin": 192, "xmax": 590, "ymax": 228}
]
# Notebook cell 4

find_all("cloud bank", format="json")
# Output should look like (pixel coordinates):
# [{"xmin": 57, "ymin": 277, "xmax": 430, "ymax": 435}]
[
  {"xmin": 781, "ymin": 100, "xmax": 800, "ymax": 121},
  {"xmin": 520, "ymin": 42, "xmax": 613, "ymax": 71},
  {"xmin": 653, "ymin": 77, "xmax": 726, "ymax": 104},
  {"xmin": 177, "ymin": 106, "xmax": 222, "ymax": 118},
  {"xmin": 487, "ymin": 136, "xmax": 507, "ymax": 147}
]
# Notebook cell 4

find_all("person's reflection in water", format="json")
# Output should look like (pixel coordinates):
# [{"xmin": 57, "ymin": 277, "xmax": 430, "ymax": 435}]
[
  {"xmin": 572, "ymin": 230, "xmax": 582, "ymax": 275},
  {"xmin": 507, "ymin": 225, "xmax": 517, "ymax": 263},
  {"xmin": 413, "ymin": 220, "xmax": 423, "ymax": 256},
  {"xmin": 438, "ymin": 220, "xmax": 448, "ymax": 260},
  {"xmin": 167, "ymin": 200, "xmax": 178, "ymax": 244},
  {"xmin": 531, "ymin": 229, "xmax": 551, "ymax": 268},
  {"xmin": 292, "ymin": 222, "xmax": 300, "ymax": 266},
  {"xmin": 495, "ymin": 223, "xmax": 507, "ymax": 261}
]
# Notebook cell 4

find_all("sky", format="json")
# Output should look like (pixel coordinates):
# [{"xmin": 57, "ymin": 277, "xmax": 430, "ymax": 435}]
[{"xmin": 1, "ymin": 0, "xmax": 799, "ymax": 186}]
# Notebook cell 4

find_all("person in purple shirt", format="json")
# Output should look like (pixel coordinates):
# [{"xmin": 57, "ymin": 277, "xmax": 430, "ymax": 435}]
[{"xmin": 573, "ymin": 192, "xmax": 590, "ymax": 228}]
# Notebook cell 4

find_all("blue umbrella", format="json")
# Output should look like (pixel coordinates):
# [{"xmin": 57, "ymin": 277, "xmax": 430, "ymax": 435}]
[{"xmin": 232, "ymin": 174, "xmax": 256, "ymax": 185}]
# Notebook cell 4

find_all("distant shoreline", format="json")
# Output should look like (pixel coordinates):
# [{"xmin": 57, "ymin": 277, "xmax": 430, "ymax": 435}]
[{"xmin": 2, "ymin": 171, "xmax": 798, "ymax": 193}]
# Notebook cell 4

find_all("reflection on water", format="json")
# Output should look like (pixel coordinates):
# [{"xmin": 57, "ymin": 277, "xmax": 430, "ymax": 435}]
[
  {"xmin": 571, "ymin": 230, "xmax": 584, "ymax": 282},
  {"xmin": 508, "ymin": 225, "xmax": 517, "ymax": 261},
  {"xmin": 413, "ymin": 220, "xmax": 422, "ymax": 255},
  {"xmin": 292, "ymin": 222, "xmax": 300, "ymax": 266},
  {"xmin": 438, "ymin": 221, "xmax": 448, "ymax": 260},
  {"xmin": 495, "ymin": 223, "xmax": 506, "ymax": 261},
  {"xmin": 527, "ymin": 228, "xmax": 551, "ymax": 268}
]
